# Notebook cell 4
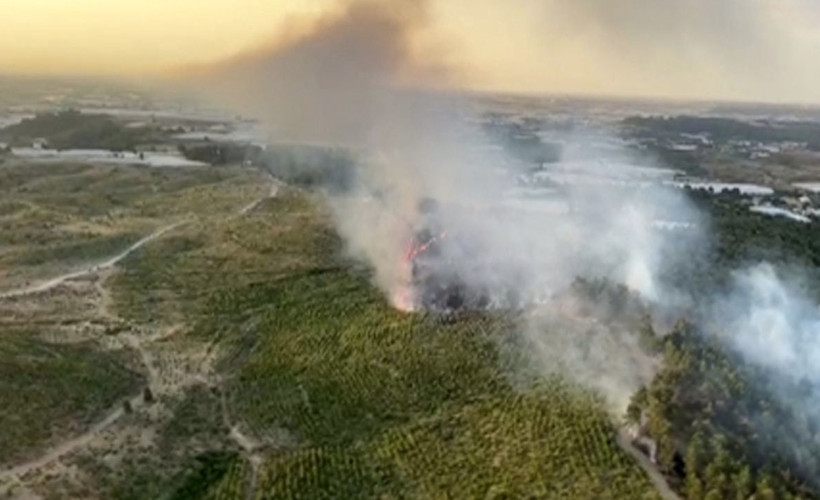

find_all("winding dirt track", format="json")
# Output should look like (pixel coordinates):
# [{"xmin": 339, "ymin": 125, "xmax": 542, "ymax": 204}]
[
  {"xmin": 0, "ymin": 221, "xmax": 188, "ymax": 300},
  {"xmin": 238, "ymin": 180, "xmax": 280, "ymax": 216},
  {"xmin": 0, "ymin": 184, "xmax": 279, "ymax": 491},
  {"xmin": 0, "ymin": 222, "xmax": 189, "ymax": 484},
  {"xmin": 0, "ymin": 392, "xmax": 143, "ymax": 483}
]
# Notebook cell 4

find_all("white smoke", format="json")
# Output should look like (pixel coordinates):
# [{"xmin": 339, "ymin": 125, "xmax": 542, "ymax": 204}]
[
  {"xmin": 715, "ymin": 264, "xmax": 820, "ymax": 389},
  {"xmin": 187, "ymin": 0, "xmax": 820, "ymax": 425},
  {"xmin": 326, "ymin": 115, "xmax": 700, "ymax": 413}
]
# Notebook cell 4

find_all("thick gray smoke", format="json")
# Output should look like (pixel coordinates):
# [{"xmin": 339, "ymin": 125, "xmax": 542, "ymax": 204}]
[
  {"xmin": 185, "ymin": 0, "xmax": 445, "ymax": 146},
  {"xmin": 190, "ymin": 0, "xmax": 820, "ymax": 422}
]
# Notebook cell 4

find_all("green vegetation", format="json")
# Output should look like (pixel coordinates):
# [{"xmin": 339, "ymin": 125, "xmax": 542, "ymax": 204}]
[
  {"xmin": 178, "ymin": 143, "xmax": 263, "ymax": 166},
  {"xmin": 191, "ymin": 455, "xmax": 251, "ymax": 500},
  {"xmin": 12, "ymin": 232, "xmax": 142, "ymax": 266},
  {"xmin": 110, "ymin": 234, "xmax": 210, "ymax": 323},
  {"xmin": 0, "ymin": 160, "xmax": 266, "ymax": 289},
  {"xmin": 0, "ymin": 332, "xmax": 143, "ymax": 467},
  {"xmin": 262, "ymin": 145, "xmax": 357, "ymax": 192},
  {"xmin": 200, "ymin": 268, "xmax": 660, "ymax": 498},
  {"xmin": 645, "ymin": 144, "xmax": 708, "ymax": 177},
  {"xmin": 215, "ymin": 271, "xmax": 509, "ymax": 446},
  {"xmin": 617, "ymin": 191, "xmax": 820, "ymax": 499},
  {"xmin": 627, "ymin": 322, "xmax": 819, "ymax": 499},
  {"xmin": 0, "ymin": 109, "xmax": 167, "ymax": 151},
  {"xmin": 659, "ymin": 189, "xmax": 820, "ymax": 298},
  {"xmin": 170, "ymin": 451, "xmax": 242, "ymax": 500},
  {"xmin": 705, "ymin": 192, "xmax": 820, "ymax": 269},
  {"xmin": 253, "ymin": 390, "xmax": 660, "ymax": 499},
  {"xmin": 0, "ymin": 199, "xmax": 27, "ymax": 216},
  {"xmin": 176, "ymin": 141, "xmax": 358, "ymax": 191},
  {"xmin": 623, "ymin": 115, "xmax": 820, "ymax": 151},
  {"xmin": 482, "ymin": 118, "xmax": 563, "ymax": 167},
  {"xmin": 166, "ymin": 188, "xmax": 661, "ymax": 499},
  {"xmin": 88, "ymin": 387, "xmax": 235, "ymax": 500},
  {"xmin": 0, "ymin": 161, "xmax": 242, "ymax": 230},
  {"xmin": 111, "ymin": 190, "xmax": 337, "ymax": 324},
  {"xmin": 0, "ymin": 158, "xmax": 274, "ymax": 498},
  {"xmin": 11, "ymin": 143, "xmax": 820, "ymax": 499},
  {"xmin": 78, "ymin": 170, "xmax": 661, "ymax": 498},
  {"xmin": 159, "ymin": 386, "xmax": 229, "ymax": 459},
  {"xmin": 621, "ymin": 114, "xmax": 820, "ymax": 182}
]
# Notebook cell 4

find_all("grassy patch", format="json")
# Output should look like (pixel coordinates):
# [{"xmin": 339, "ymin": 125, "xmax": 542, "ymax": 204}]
[
  {"xmin": 94, "ymin": 179, "xmax": 660, "ymax": 498},
  {"xmin": 0, "ymin": 332, "xmax": 143, "ymax": 467},
  {"xmin": 0, "ymin": 161, "xmax": 252, "ymax": 218},
  {"xmin": 12, "ymin": 232, "xmax": 142, "ymax": 266},
  {"xmin": 110, "ymin": 189, "xmax": 336, "ymax": 324},
  {"xmin": 109, "ymin": 234, "xmax": 209, "ymax": 323},
  {"xmin": 0, "ymin": 110, "xmax": 167, "ymax": 151},
  {"xmin": 159, "ymin": 385, "xmax": 230, "ymax": 460},
  {"xmin": 0, "ymin": 200, "xmax": 28, "ymax": 217},
  {"xmin": 367, "ymin": 392, "xmax": 658, "ymax": 499},
  {"xmin": 75, "ymin": 385, "xmax": 235, "ymax": 500},
  {"xmin": 169, "ymin": 451, "xmax": 241, "ymax": 500}
]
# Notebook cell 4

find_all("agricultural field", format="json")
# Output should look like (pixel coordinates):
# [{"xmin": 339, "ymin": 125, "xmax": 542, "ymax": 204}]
[
  {"xmin": 110, "ymin": 189, "xmax": 662, "ymax": 498},
  {"xmin": 0, "ymin": 156, "xmax": 663, "ymax": 499},
  {"xmin": 250, "ymin": 390, "xmax": 659, "ymax": 499}
]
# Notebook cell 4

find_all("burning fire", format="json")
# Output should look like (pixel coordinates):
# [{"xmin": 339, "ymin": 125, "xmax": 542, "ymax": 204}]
[
  {"xmin": 392, "ymin": 231, "xmax": 448, "ymax": 312},
  {"xmin": 392, "ymin": 285, "xmax": 416, "ymax": 312},
  {"xmin": 402, "ymin": 231, "xmax": 447, "ymax": 264}
]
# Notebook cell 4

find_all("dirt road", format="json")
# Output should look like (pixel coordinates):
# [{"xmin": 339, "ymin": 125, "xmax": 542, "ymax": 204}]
[
  {"xmin": 616, "ymin": 429, "xmax": 681, "ymax": 500},
  {"xmin": 0, "ymin": 221, "xmax": 188, "ymax": 300},
  {"xmin": 0, "ymin": 184, "xmax": 280, "ymax": 489},
  {"xmin": 0, "ymin": 391, "xmax": 142, "ymax": 482}
]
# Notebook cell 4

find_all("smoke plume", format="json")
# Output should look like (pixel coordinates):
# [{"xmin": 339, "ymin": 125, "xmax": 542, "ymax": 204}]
[
  {"xmin": 715, "ymin": 264, "xmax": 820, "ymax": 395},
  {"xmin": 187, "ymin": 0, "xmax": 698, "ymax": 414},
  {"xmin": 189, "ymin": 0, "xmax": 820, "ymax": 428},
  {"xmin": 186, "ymin": 0, "xmax": 449, "ymax": 146}
]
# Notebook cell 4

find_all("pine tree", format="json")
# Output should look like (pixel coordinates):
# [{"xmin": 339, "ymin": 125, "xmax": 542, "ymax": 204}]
[{"xmin": 734, "ymin": 466, "xmax": 753, "ymax": 500}]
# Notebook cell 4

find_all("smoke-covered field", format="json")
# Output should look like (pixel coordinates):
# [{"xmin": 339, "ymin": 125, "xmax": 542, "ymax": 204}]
[
  {"xmin": 3, "ymin": 1, "xmax": 820, "ymax": 498},
  {"xmin": 182, "ymin": 0, "xmax": 820, "ymax": 496}
]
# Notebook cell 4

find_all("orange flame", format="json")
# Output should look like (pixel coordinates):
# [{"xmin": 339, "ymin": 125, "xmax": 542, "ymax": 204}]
[
  {"xmin": 403, "ymin": 231, "xmax": 447, "ymax": 263},
  {"xmin": 394, "ymin": 231, "xmax": 447, "ymax": 312}
]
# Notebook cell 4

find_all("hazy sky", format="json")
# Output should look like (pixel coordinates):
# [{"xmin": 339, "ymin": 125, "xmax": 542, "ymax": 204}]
[{"xmin": 3, "ymin": 0, "xmax": 820, "ymax": 103}]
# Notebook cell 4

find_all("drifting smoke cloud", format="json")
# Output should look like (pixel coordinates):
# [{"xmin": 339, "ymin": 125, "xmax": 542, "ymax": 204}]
[
  {"xmin": 547, "ymin": 0, "xmax": 781, "ymax": 68},
  {"xmin": 716, "ymin": 264, "xmax": 820, "ymax": 394},
  {"xmin": 704, "ymin": 263, "xmax": 820, "ymax": 479},
  {"xmin": 191, "ymin": 0, "xmax": 820, "ymax": 427},
  {"xmin": 187, "ymin": 0, "xmax": 448, "ymax": 146},
  {"xmin": 481, "ymin": 0, "xmax": 820, "ymax": 102},
  {"xmin": 188, "ymin": 0, "xmax": 700, "ymax": 413}
]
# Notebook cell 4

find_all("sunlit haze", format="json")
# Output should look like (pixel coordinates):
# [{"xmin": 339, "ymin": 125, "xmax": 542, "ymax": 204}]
[{"xmin": 3, "ymin": 0, "xmax": 820, "ymax": 103}]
